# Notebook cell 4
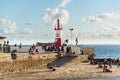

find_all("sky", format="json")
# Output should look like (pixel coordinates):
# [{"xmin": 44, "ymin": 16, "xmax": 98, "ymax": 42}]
[{"xmin": 1, "ymin": 0, "xmax": 120, "ymax": 45}]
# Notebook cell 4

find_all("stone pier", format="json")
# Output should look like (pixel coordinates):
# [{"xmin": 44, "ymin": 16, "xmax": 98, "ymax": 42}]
[{"xmin": 0, "ymin": 47, "xmax": 94, "ymax": 74}]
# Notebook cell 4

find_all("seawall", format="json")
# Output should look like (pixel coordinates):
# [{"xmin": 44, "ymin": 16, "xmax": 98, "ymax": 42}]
[
  {"xmin": 0, "ymin": 53, "xmax": 57, "ymax": 74},
  {"xmin": 0, "ymin": 47, "xmax": 94, "ymax": 74}
]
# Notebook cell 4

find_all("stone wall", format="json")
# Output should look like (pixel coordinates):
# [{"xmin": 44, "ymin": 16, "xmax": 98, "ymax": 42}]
[
  {"xmin": 0, "ymin": 53, "xmax": 57, "ymax": 74},
  {"xmin": 80, "ymin": 47, "xmax": 95, "ymax": 60}
]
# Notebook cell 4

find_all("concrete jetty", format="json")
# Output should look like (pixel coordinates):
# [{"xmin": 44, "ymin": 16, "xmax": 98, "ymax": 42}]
[{"xmin": 0, "ymin": 47, "xmax": 94, "ymax": 74}]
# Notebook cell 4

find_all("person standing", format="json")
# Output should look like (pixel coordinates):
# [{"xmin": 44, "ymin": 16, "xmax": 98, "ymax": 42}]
[
  {"xmin": 116, "ymin": 58, "xmax": 119, "ymax": 68},
  {"xmin": 19, "ymin": 43, "xmax": 22, "ymax": 49},
  {"xmin": 57, "ymin": 47, "xmax": 61, "ymax": 58},
  {"xmin": 61, "ymin": 46, "xmax": 65, "ymax": 56},
  {"xmin": 108, "ymin": 58, "xmax": 112, "ymax": 69}
]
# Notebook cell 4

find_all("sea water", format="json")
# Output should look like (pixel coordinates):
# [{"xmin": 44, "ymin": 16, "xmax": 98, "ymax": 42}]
[{"xmin": 80, "ymin": 45, "xmax": 120, "ymax": 59}]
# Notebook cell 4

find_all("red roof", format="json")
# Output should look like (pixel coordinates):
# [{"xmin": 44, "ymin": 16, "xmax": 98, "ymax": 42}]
[{"xmin": 36, "ymin": 42, "xmax": 54, "ymax": 46}]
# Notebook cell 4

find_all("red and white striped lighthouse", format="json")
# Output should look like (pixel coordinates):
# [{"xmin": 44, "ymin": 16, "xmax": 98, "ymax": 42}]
[{"xmin": 54, "ymin": 19, "xmax": 62, "ymax": 47}]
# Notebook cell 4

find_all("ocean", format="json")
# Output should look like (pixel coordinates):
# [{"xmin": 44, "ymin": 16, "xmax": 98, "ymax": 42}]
[{"xmin": 80, "ymin": 45, "xmax": 120, "ymax": 59}]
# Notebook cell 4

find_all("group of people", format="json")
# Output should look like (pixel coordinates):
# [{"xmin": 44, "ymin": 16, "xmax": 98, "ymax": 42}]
[
  {"xmin": 29, "ymin": 44, "xmax": 39, "ymax": 54},
  {"xmin": 14, "ymin": 43, "xmax": 22, "ymax": 49},
  {"xmin": 42, "ymin": 46, "xmax": 57, "ymax": 52},
  {"xmin": 2, "ymin": 41, "xmax": 23, "ymax": 53},
  {"xmin": 3, "ymin": 41, "xmax": 11, "ymax": 53},
  {"xmin": 91, "ymin": 58, "xmax": 120, "ymax": 73},
  {"xmin": 103, "ymin": 64, "xmax": 112, "ymax": 72},
  {"xmin": 98, "ymin": 62, "xmax": 112, "ymax": 72}
]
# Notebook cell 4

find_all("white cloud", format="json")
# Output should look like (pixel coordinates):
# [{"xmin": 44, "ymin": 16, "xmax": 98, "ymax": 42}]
[
  {"xmin": 0, "ymin": 18, "xmax": 32, "ymax": 35},
  {"xmin": 68, "ymin": 25, "xmax": 120, "ymax": 44},
  {"xmin": 82, "ymin": 16, "xmax": 103, "ymax": 23},
  {"xmin": 43, "ymin": 8, "xmax": 69, "ymax": 26},
  {"xmin": 82, "ymin": 12, "xmax": 120, "ymax": 23},
  {"xmin": 80, "ymin": 12, "xmax": 120, "ymax": 44},
  {"xmin": 22, "ymin": 28, "xmax": 32, "ymax": 35},
  {"xmin": 59, "ymin": 9, "xmax": 69, "ymax": 24},
  {"xmin": 99, "ymin": 12, "xmax": 120, "ymax": 19},
  {"xmin": 0, "ymin": 18, "xmax": 17, "ymax": 34},
  {"xmin": 43, "ymin": 0, "xmax": 71, "ymax": 26},
  {"xmin": 0, "ymin": 17, "xmax": 33, "ymax": 44},
  {"xmin": 78, "ymin": 26, "xmax": 120, "ymax": 40},
  {"xmin": 58, "ymin": 0, "xmax": 71, "ymax": 8}
]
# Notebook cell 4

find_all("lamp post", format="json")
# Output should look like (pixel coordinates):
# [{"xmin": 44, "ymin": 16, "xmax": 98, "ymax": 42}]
[{"xmin": 69, "ymin": 28, "xmax": 73, "ymax": 47}]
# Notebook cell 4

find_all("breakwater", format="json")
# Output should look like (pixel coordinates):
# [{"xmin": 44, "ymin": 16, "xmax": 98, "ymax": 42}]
[{"xmin": 0, "ymin": 47, "xmax": 94, "ymax": 74}]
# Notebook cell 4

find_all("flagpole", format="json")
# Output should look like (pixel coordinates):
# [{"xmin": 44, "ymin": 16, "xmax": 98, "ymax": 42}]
[{"xmin": 69, "ymin": 28, "xmax": 73, "ymax": 47}]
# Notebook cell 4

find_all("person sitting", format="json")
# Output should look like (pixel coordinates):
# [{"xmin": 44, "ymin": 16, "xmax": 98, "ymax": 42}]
[
  {"xmin": 47, "ymin": 63, "xmax": 56, "ymax": 71},
  {"xmin": 98, "ymin": 62, "xmax": 103, "ymax": 68},
  {"xmin": 103, "ymin": 65, "xmax": 112, "ymax": 72},
  {"xmin": 11, "ymin": 50, "xmax": 17, "ymax": 60},
  {"xmin": 103, "ymin": 64, "xmax": 106, "ymax": 72},
  {"xmin": 105, "ymin": 66, "xmax": 112, "ymax": 72}
]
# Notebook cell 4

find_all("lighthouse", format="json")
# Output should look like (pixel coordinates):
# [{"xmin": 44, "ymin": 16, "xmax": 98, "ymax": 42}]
[{"xmin": 54, "ymin": 19, "xmax": 62, "ymax": 47}]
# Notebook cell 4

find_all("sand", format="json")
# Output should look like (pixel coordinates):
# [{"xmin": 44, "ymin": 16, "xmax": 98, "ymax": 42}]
[{"xmin": 0, "ymin": 60, "xmax": 120, "ymax": 80}]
